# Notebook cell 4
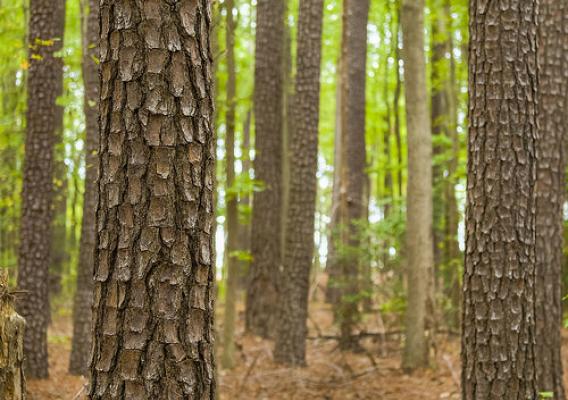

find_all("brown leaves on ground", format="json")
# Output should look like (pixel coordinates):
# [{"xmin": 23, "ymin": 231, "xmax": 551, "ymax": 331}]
[{"xmin": 27, "ymin": 301, "xmax": 568, "ymax": 399}]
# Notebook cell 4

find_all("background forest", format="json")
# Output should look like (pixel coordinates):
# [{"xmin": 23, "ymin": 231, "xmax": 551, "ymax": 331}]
[{"xmin": 0, "ymin": 0, "xmax": 565, "ymax": 399}]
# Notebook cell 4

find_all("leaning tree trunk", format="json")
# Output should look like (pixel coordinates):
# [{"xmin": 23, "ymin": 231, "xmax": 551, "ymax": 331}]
[
  {"xmin": 401, "ymin": 0, "xmax": 433, "ymax": 371},
  {"xmin": 0, "ymin": 271, "xmax": 26, "ymax": 400},
  {"xmin": 221, "ymin": 0, "xmax": 238, "ymax": 370},
  {"xmin": 89, "ymin": 1, "xmax": 216, "ymax": 398},
  {"xmin": 462, "ymin": 0, "xmax": 539, "ymax": 398},
  {"xmin": 69, "ymin": 0, "xmax": 99, "ymax": 376},
  {"xmin": 246, "ymin": 0, "xmax": 286, "ymax": 339},
  {"xmin": 273, "ymin": 0, "xmax": 324, "ymax": 366},
  {"xmin": 17, "ymin": 0, "xmax": 66, "ymax": 379},
  {"xmin": 534, "ymin": 0, "xmax": 568, "ymax": 398}
]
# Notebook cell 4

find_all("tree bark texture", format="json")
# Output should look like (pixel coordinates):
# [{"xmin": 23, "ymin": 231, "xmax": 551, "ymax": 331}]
[
  {"xmin": 246, "ymin": 0, "xmax": 286, "ymax": 339},
  {"xmin": 69, "ymin": 0, "xmax": 100, "ymax": 376},
  {"xmin": 221, "ymin": 0, "xmax": 238, "ymax": 370},
  {"xmin": 331, "ymin": 0, "xmax": 369, "ymax": 351},
  {"xmin": 534, "ymin": 0, "xmax": 568, "ymax": 397},
  {"xmin": 273, "ymin": 0, "xmax": 324, "ymax": 366},
  {"xmin": 462, "ymin": 0, "xmax": 539, "ymax": 398},
  {"xmin": 17, "ymin": 0, "xmax": 66, "ymax": 379},
  {"xmin": 0, "ymin": 271, "xmax": 26, "ymax": 400},
  {"xmin": 90, "ymin": 1, "xmax": 216, "ymax": 398},
  {"xmin": 48, "ymin": 0, "xmax": 68, "ymax": 299},
  {"xmin": 401, "ymin": 0, "xmax": 433, "ymax": 371}
]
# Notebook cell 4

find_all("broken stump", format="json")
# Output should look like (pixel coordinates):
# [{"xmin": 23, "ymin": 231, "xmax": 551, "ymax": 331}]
[{"xmin": 0, "ymin": 270, "xmax": 26, "ymax": 399}]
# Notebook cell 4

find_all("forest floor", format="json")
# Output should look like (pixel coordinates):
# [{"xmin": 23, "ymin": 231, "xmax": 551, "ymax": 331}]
[{"xmin": 26, "ymin": 296, "xmax": 568, "ymax": 400}]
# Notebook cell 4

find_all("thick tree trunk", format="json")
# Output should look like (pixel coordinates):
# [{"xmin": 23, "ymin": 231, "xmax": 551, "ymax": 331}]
[
  {"xmin": 273, "ymin": 0, "xmax": 324, "ymax": 366},
  {"xmin": 0, "ymin": 271, "xmax": 26, "ymax": 400},
  {"xmin": 17, "ymin": 0, "xmax": 66, "ymax": 379},
  {"xmin": 462, "ymin": 0, "xmax": 539, "ymax": 398},
  {"xmin": 246, "ymin": 0, "xmax": 286, "ymax": 339},
  {"xmin": 69, "ymin": 0, "xmax": 99, "ymax": 376},
  {"xmin": 90, "ymin": 2, "xmax": 216, "ymax": 398},
  {"xmin": 222, "ymin": 0, "xmax": 238, "ymax": 370},
  {"xmin": 401, "ymin": 0, "xmax": 433, "ymax": 371},
  {"xmin": 534, "ymin": 1, "xmax": 568, "ymax": 397}
]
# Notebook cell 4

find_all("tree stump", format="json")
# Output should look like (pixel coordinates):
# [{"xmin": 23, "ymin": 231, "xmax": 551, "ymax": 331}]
[{"xmin": 0, "ymin": 270, "xmax": 26, "ymax": 399}]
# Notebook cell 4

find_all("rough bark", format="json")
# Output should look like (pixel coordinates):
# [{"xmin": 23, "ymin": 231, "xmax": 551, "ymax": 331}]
[
  {"xmin": 534, "ymin": 0, "xmax": 568, "ymax": 397},
  {"xmin": 273, "ymin": 0, "xmax": 324, "ymax": 366},
  {"xmin": 221, "ymin": 0, "xmax": 238, "ymax": 370},
  {"xmin": 462, "ymin": 0, "xmax": 539, "ymax": 398},
  {"xmin": 0, "ymin": 271, "xmax": 26, "ymax": 400},
  {"xmin": 69, "ymin": 0, "xmax": 99, "ymax": 376},
  {"xmin": 89, "ymin": 1, "xmax": 216, "ymax": 398},
  {"xmin": 401, "ymin": 0, "xmax": 433, "ymax": 371},
  {"xmin": 246, "ymin": 0, "xmax": 285, "ymax": 339},
  {"xmin": 17, "ymin": 0, "xmax": 66, "ymax": 379}
]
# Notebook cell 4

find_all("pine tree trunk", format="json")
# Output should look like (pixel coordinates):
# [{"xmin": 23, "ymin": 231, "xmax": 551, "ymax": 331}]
[
  {"xmin": 430, "ymin": 0, "xmax": 449, "ymax": 283},
  {"xmin": 333, "ymin": 0, "xmax": 370, "ymax": 350},
  {"xmin": 69, "ymin": 0, "xmax": 99, "ymax": 376},
  {"xmin": 534, "ymin": 1, "xmax": 567, "ymax": 397},
  {"xmin": 0, "ymin": 271, "xmax": 26, "ymax": 400},
  {"xmin": 246, "ymin": 0, "xmax": 286, "ymax": 339},
  {"xmin": 90, "ymin": 2, "xmax": 216, "ymax": 398},
  {"xmin": 273, "ymin": 0, "xmax": 324, "ymax": 366},
  {"xmin": 462, "ymin": 0, "xmax": 539, "ymax": 398},
  {"xmin": 324, "ymin": 76, "xmax": 343, "ymax": 305},
  {"xmin": 48, "ymin": 0, "xmax": 67, "ymax": 300},
  {"xmin": 444, "ymin": 0, "xmax": 461, "ymax": 330},
  {"xmin": 401, "ymin": 0, "xmax": 433, "ymax": 371},
  {"xmin": 17, "ymin": 0, "xmax": 66, "ymax": 379},
  {"xmin": 221, "ymin": 0, "xmax": 238, "ymax": 370},
  {"xmin": 237, "ymin": 110, "xmax": 252, "ymax": 290}
]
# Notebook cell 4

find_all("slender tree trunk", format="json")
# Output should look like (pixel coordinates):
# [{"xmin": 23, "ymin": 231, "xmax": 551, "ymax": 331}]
[
  {"xmin": 273, "ymin": 0, "xmax": 324, "ymax": 366},
  {"xmin": 69, "ymin": 0, "xmax": 99, "ymax": 376},
  {"xmin": 393, "ymin": 2, "xmax": 403, "ymax": 201},
  {"xmin": 534, "ymin": 1, "xmax": 568, "ymax": 397},
  {"xmin": 462, "ymin": 0, "xmax": 539, "ymax": 398},
  {"xmin": 222, "ymin": 0, "xmax": 238, "ymax": 370},
  {"xmin": 48, "ymin": 0, "xmax": 68, "ymax": 300},
  {"xmin": 90, "ymin": 2, "xmax": 216, "ymax": 397},
  {"xmin": 335, "ymin": 0, "xmax": 370, "ymax": 351},
  {"xmin": 17, "ymin": 0, "xmax": 66, "ymax": 379},
  {"xmin": 430, "ymin": 0, "xmax": 448, "ymax": 280},
  {"xmin": 325, "ymin": 76, "xmax": 343, "ymax": 305},
  {"xmin": 444, "ymin": 0, "xmax": 461, "ymax": 329},
  {"xmin": 246, "ymin": 0, "xmax": 286, "ymax": 339},
  {"xmin": 237, "ymin": 109, "xmax": 252, "ymax": 289},
  {"xmin": 50, "ymin": 154, "xmax": 67, "ymax": 298},
  {"xmin": 401, "ymin": 0, "xmax": 433, "ymax": 371}
]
